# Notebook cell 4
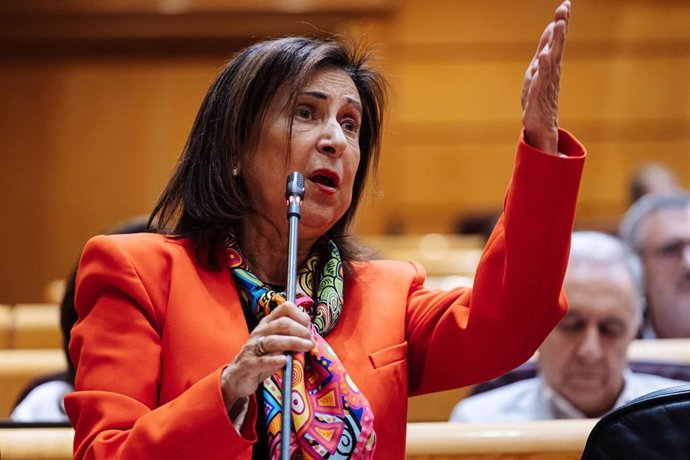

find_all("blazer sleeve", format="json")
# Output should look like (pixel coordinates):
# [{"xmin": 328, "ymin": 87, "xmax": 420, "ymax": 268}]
[
  {"xmin": 406, "ymin": 129, "xmax": 586, "ymax": 395},
  {"xmin": 64, "ymin": 236, "xmax": 258, "ymax": 459}
]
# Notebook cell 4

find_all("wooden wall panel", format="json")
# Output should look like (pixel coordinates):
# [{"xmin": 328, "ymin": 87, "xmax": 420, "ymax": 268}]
[
  {"xmin": 0, "ymin": 58, "xmax": 224, "ymax": 302},
  {"xmin": 349, "ymin": 0, "xmax": 690, "ymax": 234}
]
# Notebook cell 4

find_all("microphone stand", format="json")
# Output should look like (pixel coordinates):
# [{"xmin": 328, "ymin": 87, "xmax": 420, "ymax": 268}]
[{"xmin": 282, "ymin": 171, "xmax": 304, "ymax": 460}]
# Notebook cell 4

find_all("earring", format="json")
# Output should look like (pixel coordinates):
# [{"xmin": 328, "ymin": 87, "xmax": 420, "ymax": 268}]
[{"xmin": 232, "ymin": 166, "xmax": 240, "ymax": 177}]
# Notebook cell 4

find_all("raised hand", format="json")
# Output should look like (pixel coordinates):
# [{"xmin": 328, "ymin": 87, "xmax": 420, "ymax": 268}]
[
  {"xmin": 521, "ymin": 1, "xmax": 571, "ymax": 155},
  {"xmin": 220, "ymin": 302, "xmax": 314, "ymax": 411}
]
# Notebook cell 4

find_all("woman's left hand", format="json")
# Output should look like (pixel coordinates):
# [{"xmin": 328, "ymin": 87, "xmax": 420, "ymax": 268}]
[{"xmin": 521, "ymin": 0, "xmax": 571, "ymax": 155}]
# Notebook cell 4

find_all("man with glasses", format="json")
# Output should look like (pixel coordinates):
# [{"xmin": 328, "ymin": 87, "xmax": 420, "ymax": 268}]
[{"xmin": 620, "ymin": 192, "xmax": 690, "ymax": 338}]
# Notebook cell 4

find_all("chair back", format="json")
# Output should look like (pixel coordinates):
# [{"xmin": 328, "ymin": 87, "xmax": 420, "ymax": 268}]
[{"xmin": 581, "ymin": 384, "xmax": 690, "ymax": 459}]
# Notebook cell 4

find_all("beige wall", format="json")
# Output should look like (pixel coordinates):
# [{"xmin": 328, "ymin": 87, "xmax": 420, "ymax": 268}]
[{"xmin": 1, "ymin": 0, "xmax": 688, "ymax": 302}]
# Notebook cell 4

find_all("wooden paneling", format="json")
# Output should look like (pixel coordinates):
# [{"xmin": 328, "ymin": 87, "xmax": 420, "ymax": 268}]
[
  {"xmin": 0, "ymin": 0, "xmax": 396, "ymax": 47},
  {"xmin": 0, "ymin": 0, "xmax": 396, "ymax": 15},
  {"xmin": 0, "ymin": 421, "xmax": 594, "ymax": 459},
  {"xmin": 0, "ymin": 428, "xmax": 73, "ymax": 460},
  {"xmin": 0, "ymin": 0, "xmax": 689, "ymax": 302},
  {"xmin": 0, "ymin": 306, "xmax": 11, "ymax": 350},
  {"xmin": 406, "ymin": 420, "xmax": 596, "ymax": 460},
  {"xmin": 0, "ymin": 421, "xmax": 594, "ymax": 460},
  {"xmin": 348, "ymin": 0, "xmax": 690, "ymax": 234},
  {"xmin": 11, "ymin": 304, "xmax": 61, "ymax": 349},
  {"xmin": 0, "ymin": 58, "xmax": 222, "ymax": 303}
]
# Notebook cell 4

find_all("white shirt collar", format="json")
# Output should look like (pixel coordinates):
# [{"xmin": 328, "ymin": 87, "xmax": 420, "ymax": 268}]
[{"xmin": 537, "ymin": 369, "xmax": 634, "ymax": 419}]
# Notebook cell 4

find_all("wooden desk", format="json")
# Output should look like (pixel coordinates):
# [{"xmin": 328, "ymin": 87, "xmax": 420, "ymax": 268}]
[
  {"xmin": 0, "ymin": 421, "xmax": 595, "ymax": 460},
  {"xmin": 0, "ymin": 305, "xmax": 11, "ymax": 349},
  {"xmin": 628, "ymin": 339, "xmax": 690, "ymax": 364},
  {"xmin": 0, "ymin": 427, "xmax": 73, "ymax": 460},
  {"xmin": 407, "ymin": 419, "xmax": 597, "ymax": 460},
  {"xmin": 408, "ymin": 387, "xmax": 474, "ymax": 423}
]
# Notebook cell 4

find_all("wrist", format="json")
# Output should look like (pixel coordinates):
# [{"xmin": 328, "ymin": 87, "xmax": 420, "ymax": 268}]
[
  {"xmin": 221, "ymin": 366, "xmax": 242, "ymax": 412},
  {"xmin": 228, "ymin": 395, "xmax": 249, "ymax": 420},
  {"xmin": 524, "ymin": 127, "xmax": 559, "ymax": 155}
]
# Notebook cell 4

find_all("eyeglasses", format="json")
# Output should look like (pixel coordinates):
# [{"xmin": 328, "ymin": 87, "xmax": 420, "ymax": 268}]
[{"xmin": 640, "ymin": 239, "xmax": 690, "ymax": 262}]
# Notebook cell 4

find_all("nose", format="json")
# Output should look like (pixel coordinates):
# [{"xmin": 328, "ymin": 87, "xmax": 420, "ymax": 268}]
[
  {"xmin": 575, "ymin": 325, "xmax": 603, "ymax": 364},
  {"xmin": 317, "ymin": 118, "xmax": 347, "ymax": 157}
]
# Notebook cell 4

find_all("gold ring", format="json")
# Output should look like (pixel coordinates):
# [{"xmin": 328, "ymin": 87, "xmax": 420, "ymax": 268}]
[{"xmin": 256, "ymin": 336, "xmax": 267, "ymax": 356}]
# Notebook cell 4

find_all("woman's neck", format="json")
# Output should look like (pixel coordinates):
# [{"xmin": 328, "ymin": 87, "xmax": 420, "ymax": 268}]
[{"xmin": 239, "ymin": 216, "xmax": 314, "ymax": 285}]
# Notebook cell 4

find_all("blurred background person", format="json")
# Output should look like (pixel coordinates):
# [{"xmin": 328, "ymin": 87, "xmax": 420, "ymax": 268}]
[
  {"xmin": 9, "ymin": 216, "xmax": 150, "ymax": 423},
  {"xmin": 629, "ymin": 162, "xmax": 682, "ymax": 205},
  {"xmin": 620, "ymin": 192, "xmax": 690, "ymax": 338},
  {"xmin": 449, "ymin": 232, "xmax": 688, "ymax": 423}
]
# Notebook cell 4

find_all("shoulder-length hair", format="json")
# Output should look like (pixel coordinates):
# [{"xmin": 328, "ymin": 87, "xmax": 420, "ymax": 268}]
[{"xmin": 149, "ymin": 36, "xmax": 387, "ymax": 269}]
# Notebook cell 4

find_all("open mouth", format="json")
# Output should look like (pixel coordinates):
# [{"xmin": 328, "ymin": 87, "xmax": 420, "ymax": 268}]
[{"xmin": 309, "ymin": 171, "xmax": 339, "ymax": 189}]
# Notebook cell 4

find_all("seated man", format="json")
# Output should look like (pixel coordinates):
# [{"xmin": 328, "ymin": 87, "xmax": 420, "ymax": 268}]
[
  {"xmin": 619, "ymin": 192, "xmax": 690, "ymax": 338},
  {"xmin": 449, "ymin": 231, "xmax": 688, "ymax": 423}
]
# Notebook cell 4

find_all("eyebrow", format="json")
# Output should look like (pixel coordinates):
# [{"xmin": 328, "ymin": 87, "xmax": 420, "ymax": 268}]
[
  {"xmin": 601, "ymin": 317, "xmax": 628, "ymax": 328},
  {"xmin": 298, "ymin": 91, "xmax": 362, "ymax": 110}
]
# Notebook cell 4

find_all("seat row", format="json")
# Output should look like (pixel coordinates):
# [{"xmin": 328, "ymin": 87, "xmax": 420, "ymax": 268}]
[
  {"xmin": 0, "ymin": 419, "xmax": 597, "ymax": 460},
  {"xmin": 2, "ymin": 339, "xmax": 689, "ymax": 420},
  {"xmin": 0, "ymin": 304, "xmax": 61, "ymax": 350}
]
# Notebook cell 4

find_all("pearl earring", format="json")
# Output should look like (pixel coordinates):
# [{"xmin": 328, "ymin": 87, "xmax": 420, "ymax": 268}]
[{"xmin": 232, "ymin": 166, "xmax": 240, "ymax": 177}]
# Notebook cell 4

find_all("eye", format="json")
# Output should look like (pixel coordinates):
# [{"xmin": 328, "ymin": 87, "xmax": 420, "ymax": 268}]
[
  {"xmin": 599, "ymin": 321, "xmax": 627, "ymax": 338},
  {"xmin": 341, "ymin": 118, "xmax": 360, "ymax": 133},
  {"xmin": 557, "ymin": 316, "xmax": 584, "ymax": 333},
  {"xmin": 657, "ymin": 240, "xmax": 685, "ymax": 258},
  {"xmin": 295, "ymin": 105, "xmax": 313, "ymax": 120}
]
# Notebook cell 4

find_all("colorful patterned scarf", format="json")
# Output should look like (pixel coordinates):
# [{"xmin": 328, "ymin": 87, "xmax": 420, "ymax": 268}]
[{"xmin": 226, "ymin": 238, "xmax": 376, "ymax": 459}]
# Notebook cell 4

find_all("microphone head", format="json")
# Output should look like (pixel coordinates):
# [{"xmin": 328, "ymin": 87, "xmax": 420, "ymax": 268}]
[{"xmin": 285, "ymin": 171, "xmax": 305, "ymax": 199}]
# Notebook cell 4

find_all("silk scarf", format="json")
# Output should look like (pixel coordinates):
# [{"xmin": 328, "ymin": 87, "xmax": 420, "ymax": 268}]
[{"xmin": 226, "ymin": 238, "xmax": 376, "ymax": 459}]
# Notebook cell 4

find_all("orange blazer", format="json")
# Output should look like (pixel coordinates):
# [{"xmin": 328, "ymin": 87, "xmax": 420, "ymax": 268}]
[{"xmin": 66, "ymin": 130, "xmax": 585, "ymax": 459}]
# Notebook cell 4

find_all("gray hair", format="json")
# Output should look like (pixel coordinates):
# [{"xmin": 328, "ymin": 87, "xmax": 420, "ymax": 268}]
[
  {"xmin": 569, "ymin": 231, "xmax": 645, "ymax": 316},
  {"xmin": 619, "ymin": 192, "xmax": 690, "ymax": 251}
]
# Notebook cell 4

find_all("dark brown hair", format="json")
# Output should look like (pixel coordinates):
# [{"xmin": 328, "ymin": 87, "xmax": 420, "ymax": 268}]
[{"xmin": 149, "ymin": 36, "xmax": 386, "ymax": 268}]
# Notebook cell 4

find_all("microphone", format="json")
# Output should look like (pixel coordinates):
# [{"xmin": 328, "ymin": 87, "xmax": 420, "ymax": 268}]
[
  {"xmin": 285, "ymin": 171, "xmax": 305, "ymax": 220},
  {"xmin": 281, "ymin": 171, "xmax": 304, "ymax": 460}
]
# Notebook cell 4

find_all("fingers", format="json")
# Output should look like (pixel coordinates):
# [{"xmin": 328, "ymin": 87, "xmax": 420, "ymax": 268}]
[
  {"xmin": 532, "ymin": 22, "xmax": 554, "ymax": 63},
  {"xmin": 549, "ymin": 15, "xmax": 568, "ymax": 64},
  {"xmin": 537, "ymin": 0, "xmax": 569, "ymax": 63},
  {"xmin": 266, "ymin": 302, "xmax": 312, "ymax": 329},
  {"xmin": 252, "ymin": 333, "xmax": 314, "ymax": 357},
  {"xmin": 221, "ymin": 303, "xmax": 317, "ymax": 408},
  {"xmin": 539, "ymin": 5, "xmax": 568, "ymax": 61},
  {"xmin": 238, "ymin": 349, "xmax": 288, "ymax": 373},
  {"xmin": 521, "ymin": 1, "xmax": 571, "ymax": 154},
  {"xmin": 554, "ymin": 1, "xmax": 570, "ymax": 28},
  {"xmin": 260, "ymin": 302, "xmax": 313, "ymax": 340},
  {"xmin": 523, "ymin": 14, "xmax": 557, "ymax": 111},
  {"xmin": 250, "ymin": 302, "xmax": 315, "ymax": 356},
  {"xmin": 220, "ymin": 353, "xmax": 287, "ymax": 405}
]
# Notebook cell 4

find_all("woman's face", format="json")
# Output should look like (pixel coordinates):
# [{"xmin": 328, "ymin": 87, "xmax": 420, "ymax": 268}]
[{"xmin": 242, "ymin": 67, "xmax": 362, "ymax": 242}]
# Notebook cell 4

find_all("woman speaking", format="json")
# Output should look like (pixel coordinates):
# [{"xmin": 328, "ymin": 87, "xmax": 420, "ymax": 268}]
[{"xmin": 66, "ymin": 1, "xmax": 584, "ymax": 458}]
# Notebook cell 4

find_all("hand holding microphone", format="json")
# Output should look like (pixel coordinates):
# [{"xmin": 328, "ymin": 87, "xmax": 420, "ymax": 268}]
[
  {"xmin": 219, "ymin": 171, "xmax": 310, "ymax": 424},
  {"xmin": 220, "ymin": 304, "xmax": 313, "ymax": 413}
]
